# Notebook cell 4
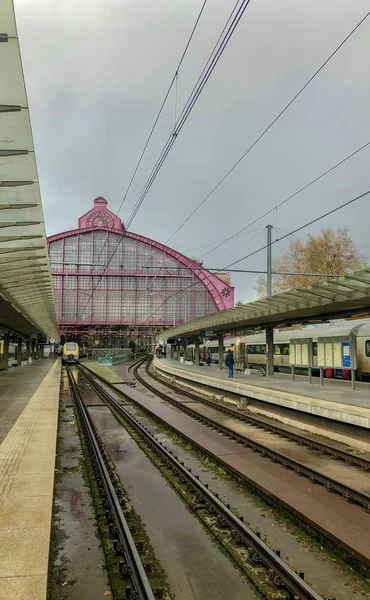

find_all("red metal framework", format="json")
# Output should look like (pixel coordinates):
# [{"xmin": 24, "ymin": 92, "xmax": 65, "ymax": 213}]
[{"xmin": 47, "ymin": 197, "xmax": 234, "ymax": 333}]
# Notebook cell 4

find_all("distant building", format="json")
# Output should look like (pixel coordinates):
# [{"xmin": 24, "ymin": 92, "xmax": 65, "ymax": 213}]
[{"xmin": 47, "ymin": 197, "xmax": 234, "ymax": 345}]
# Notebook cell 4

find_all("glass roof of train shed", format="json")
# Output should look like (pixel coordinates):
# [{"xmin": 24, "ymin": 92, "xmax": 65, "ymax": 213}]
[{"xmin": 157, "ymin": 268, "xmax": 370, "ymax": 341}]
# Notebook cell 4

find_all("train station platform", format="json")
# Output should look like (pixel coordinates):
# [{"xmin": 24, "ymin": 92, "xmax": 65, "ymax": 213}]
[
  {"xmin": 153, "ymin": 357, "xmax": 370, "ymax": 430},
  {"xmin": 0, "ymin": 359, "xmax": 61, "ymax": 599}
]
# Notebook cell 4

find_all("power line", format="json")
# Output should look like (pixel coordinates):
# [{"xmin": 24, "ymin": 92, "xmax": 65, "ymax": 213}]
[
  {"xmin": 163, "ymin": 12, "xmax": 370, "ymax": 247},
  {"xmin": 125, "ymin": 0, "xmax": 252, "ymax": 229},
  {"xmin": 172, "ymin": 227, "xmax": 263, "ymax": 254},
  {"xmin": 222, "ymin": 228, "xmax": 265, "ymax": 262},
  {"xmin": 115, "ymin": 0, "xmax": 209, "ymax": 218},
  {"xmin": 200, "ymin": 139, "xmax": 370, "ymax": 260},
  {"xmin": 79, "ymin": 10, "xmax": 370, "ymax": 324},
  {"xmin": 225, "ymin": 189, "xmax": 370, "ymax": 268},
  {"xmin": 138, "ymin": 188, "xmax": 370, "ymax": 326},
  {"xmin": 81, "ymin": 0, "xmax": 248, "ymax": 321},
  {"xmin": 274, "ymin": 226, "xmax": 307, "ymax": 243},
  {"xmin": 77, "ymin": 1, "xmax": 209, "ymax": 320}
]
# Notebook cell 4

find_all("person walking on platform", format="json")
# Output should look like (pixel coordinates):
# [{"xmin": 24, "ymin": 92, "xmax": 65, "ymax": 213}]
[
  {"xmin": 225, "ymin": 349, "xmax": 234, "ymax": 378},
  {"xmin": 206, "ymin": 352, "xmax": 212, "ymax": 367}
]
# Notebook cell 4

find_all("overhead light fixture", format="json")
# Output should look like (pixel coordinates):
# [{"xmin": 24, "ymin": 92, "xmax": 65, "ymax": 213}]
[
  {"xmin": 0, "ymin": 181, "xmax": 34, "ymax": 187},
  {"xmin": 0, "ymin": 150, "xmax": 29, "ymax": 156}
]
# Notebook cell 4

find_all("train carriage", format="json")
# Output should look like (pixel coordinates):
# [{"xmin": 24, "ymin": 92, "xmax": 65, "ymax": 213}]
[
  {"xmin": 62, "ymin": 342, "xmax": 79, "ymax": 364},
  {"xmin": 184, "ymin": 319, "xmax": 370, "ymax": 380}
]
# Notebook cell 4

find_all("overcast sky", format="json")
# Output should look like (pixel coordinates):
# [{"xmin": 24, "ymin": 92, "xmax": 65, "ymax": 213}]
[{"xmin": 14, "ymin": 0, "xmax": 370, "ymax": 302}]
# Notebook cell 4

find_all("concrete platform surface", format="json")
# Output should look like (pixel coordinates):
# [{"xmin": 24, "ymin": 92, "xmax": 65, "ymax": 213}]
[
  {"xmin": 154, "ymin": 357, "xmax": 370, "ymax": 429},
  {"xmin": 0, "ymin": 359, "xmax": 61, "ymax": 599},
  {"xmin": 0, "ymin": 359, "xmax": 57, "ymax": 445}
]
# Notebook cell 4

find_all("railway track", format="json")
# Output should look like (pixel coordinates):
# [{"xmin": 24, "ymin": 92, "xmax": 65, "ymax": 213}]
[
  {"xmin": 136, "ymin": 358, "xmax": 370, "ymax": 511},
  {"xmin": 66, "ymin": 366, "xmax": 156, "ymax": 600},
  {"xmin": 76, "ymin": 361, "xmax": 326, "ymax": 600},
  {"xmin": 151, "ymin": 360, "xmax": 370, "ymax": 470}
]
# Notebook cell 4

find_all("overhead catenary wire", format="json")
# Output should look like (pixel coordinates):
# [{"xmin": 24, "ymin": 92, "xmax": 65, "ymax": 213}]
[
  {"xmin": 125, "ymin": 0, "xmax": 252, "ymax": 229},
  {"xmin": 78, "ymin": 0, "xmax": 246, "ymax": 320},
  {"xmin": 181, "ymin": 227, "xmax": 264, "ymax": 254},
  {"xmin": 225, "ymin": 188, "xmax": 370, "ymax": 269},
  {"xmin": 77, "ymin": 0, "xmax": 209, "ymax": 320},
  {"xmin": 78, "ymin": 10, "xmax": 370, "ymax": 323},
  {"xmin": 163, "ymin": 11, "xmax": 370, "ymax": 248},
  {"xmin": 116, "ymin": 0, "xmax": 209, "ymax": 218},
  {"xmin": 138, "ymin": 188, "xmax": 370, "ymax": 326},
  {"xmin": 199, "ymin": 138, "xmax": 370, "ymax": 260}
]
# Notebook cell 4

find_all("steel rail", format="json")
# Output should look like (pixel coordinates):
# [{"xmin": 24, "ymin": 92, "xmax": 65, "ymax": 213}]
[
  {"xmin": 66, "ymin": 367, "xmax": 156, "ymax": 600},
  {"xmin": 128, "ymin": 356, "xmax": 148, "ymax": 373},
  {"xmin": 76, "ymin": 363, "xmax": 325, "ymax": 600},
  {"xmin": 152, "ymin": 362, "xmax": 370, "ymax": 470},
  {"xmin": 138, "ymin": 362, "xmax": 370, "ymax": 510}
]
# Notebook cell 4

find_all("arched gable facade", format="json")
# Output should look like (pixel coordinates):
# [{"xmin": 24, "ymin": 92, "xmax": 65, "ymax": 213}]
[{"xmin": 47, "ymin": 197, "xmax": 234, "ymax": 340}]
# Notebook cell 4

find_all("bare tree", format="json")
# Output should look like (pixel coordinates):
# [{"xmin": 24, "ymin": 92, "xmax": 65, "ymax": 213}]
[{"xmin": 256, "ymin": 227, "xmax": 366, "ymax": 298}]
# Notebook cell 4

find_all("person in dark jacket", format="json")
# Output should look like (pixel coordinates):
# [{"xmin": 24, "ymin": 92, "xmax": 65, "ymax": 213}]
[
  {"xmin": 225, "ymin": 349, "xmax": 234, "ymax": 378},
  {"xmin": 206, "ymin": 352, "xmax": 212, "ymax": 367}
]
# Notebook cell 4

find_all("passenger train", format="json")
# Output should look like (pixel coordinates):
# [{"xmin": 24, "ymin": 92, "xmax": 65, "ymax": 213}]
[
  {"xmin": 62, "ymin": 342, "xmax": 79, "ymax": 364},
  {"xmin": 184, "ymin": 319, "xmax": 370, "ymax": 381}
]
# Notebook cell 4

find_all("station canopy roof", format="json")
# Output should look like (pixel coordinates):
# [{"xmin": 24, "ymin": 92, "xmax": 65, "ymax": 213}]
[
  {"xmin": 0, "ymin": 1, "xmax": 59, "ymax": 339},
  {"xmin": 157, "ymin": 269, "xmax": 370, "ymax": 341}
]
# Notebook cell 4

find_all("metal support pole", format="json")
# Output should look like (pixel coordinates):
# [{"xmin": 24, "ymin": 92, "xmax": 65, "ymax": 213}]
[
  {"xmin": 266, "ymin": 224, "xmax": 272, "ymax": 298},
  {"xmin": 1, "ymin": 334, "xmax": 9, "ymax": 371},
  {"xmin": 266, "ymin": 327, "xmax": 274, "ymax": 376},
  {"xmin": 17, "ymin": 339, "xmax": 22, "ymax": 367},
  {"xmin": 291, "ymin": 365, "xmax": 295, "ymax": 382},
  {"xmin": 31, "ymin": 340, "xmax": 36, "ymax": 360},
  {"xmin": 217, "ymin": 334, "xmax": 224, "ymax": 370},
  {"xmin": 319, "ymin": 367, "xmax": 324, "ymax": 386},
  {"xmin": 308, "ymin": 366, "xmax": 312, "ymax": 384},
  {"xmin": 351, "ymin": 369, "xmax": 356, "ymax": 391},
  {"xmin": 195, "ymin": 338, "xmax": 200, "ymax": 366}
]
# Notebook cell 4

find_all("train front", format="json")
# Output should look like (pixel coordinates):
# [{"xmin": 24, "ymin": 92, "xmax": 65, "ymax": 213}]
[{"xmin": 62, "ymin": 342, "xmax": 79, "ymax": 364}]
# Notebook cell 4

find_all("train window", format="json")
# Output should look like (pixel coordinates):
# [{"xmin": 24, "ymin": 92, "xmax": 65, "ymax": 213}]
[
  {"xmin": 66, "ymin": 343, "xmax": 76, "ymax": 351},
  {"xmin": 366, "ymin": 341, "xmax": 370, "ymax": 357},
  {"xmin": 274, "ymin": 345, "xmax": 280, "ymax": 355},
  {"xmin": 281, "ymin": 344, "xmax": 290, "ymax": 355},
  {"xmin": 254, "ymin": 345, "xmax": 266, "ymax": 354},
  {"xmin": 313, "ymin": 342, "xmax": 318, "ymax": 356},
  {"xmin": 247, "ymin": 345, "xmax": 254, "ymax": 354}
]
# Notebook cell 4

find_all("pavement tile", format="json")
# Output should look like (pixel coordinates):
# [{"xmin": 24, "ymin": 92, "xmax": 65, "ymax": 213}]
[
  {"xmin": 7, "ymin": 472, "xmax": 54, "ymax": 498},
  {"xmin": 18, "ymin": 444, "xmax": 56, "ymax": 460},
  {"xmin": 27, "ymin": 428, "xmax": 57, "ymax": 447},
  {"xmin": 17, "ymin": 454, "xmax": 56, "ymax": 475},
  {"xmin": 0, "ymin": 575, "xmax": 46, "ymax": 599},
  {"xmin": 0, "ymin": 527, "xmax": 50, "ymax": 577},
  {"xmin": 0, "ymin": 494, "xmax": 52, "ymax": 529}
]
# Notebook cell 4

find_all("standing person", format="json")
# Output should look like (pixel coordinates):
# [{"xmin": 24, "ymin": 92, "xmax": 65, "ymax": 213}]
[
  {"xmin": 206, "ymin": 352, "xmax": 212, "ymax": 367},
  {"xmin": 225, "ymin": 349, "xmax": 234, "ymax": 378}
]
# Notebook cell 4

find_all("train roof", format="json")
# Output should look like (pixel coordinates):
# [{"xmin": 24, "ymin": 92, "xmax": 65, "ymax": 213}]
[{"xmin": 196, "ymin": 318, "xmax": 370, "ymax": 346}]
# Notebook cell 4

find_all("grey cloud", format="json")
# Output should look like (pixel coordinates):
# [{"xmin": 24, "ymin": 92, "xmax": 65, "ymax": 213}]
[{"xmin": 14, "ymin": 0, "xmax": 370, "ymax": 302}]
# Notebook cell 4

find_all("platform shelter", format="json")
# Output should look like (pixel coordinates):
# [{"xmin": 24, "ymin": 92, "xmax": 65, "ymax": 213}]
[{"xmin": 156, "ymin": 269, "xmax": 370, "ymax": 376}]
